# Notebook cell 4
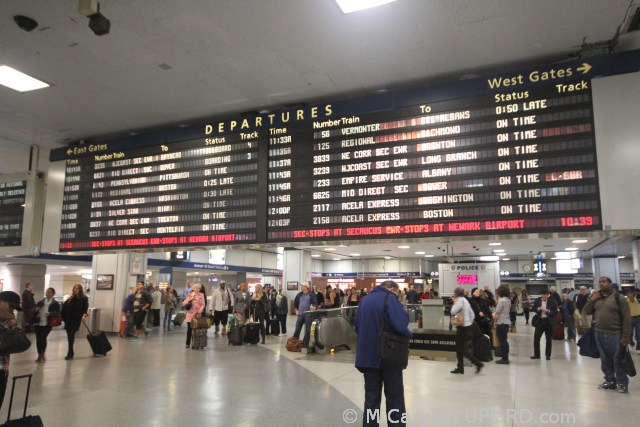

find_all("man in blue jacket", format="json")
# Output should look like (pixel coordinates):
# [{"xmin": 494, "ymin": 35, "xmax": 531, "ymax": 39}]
[{"xmin": 355, "ymin": 281, "xmax": 412, "ymax": 427}]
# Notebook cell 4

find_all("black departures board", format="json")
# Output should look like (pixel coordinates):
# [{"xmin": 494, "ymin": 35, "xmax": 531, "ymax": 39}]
[
  {"xmin": 51, "ymin": 50, "xmax": 640, "ymax": 251},
  {"xmin": 266, "ymin": 85, "xmax": 601, "ymax": 242},
  {"xmin": 0, "ymin": 179, "xmax": 27, "ymax": 246},
  {"xmin": 59, "ymin": 132, "xmax": 261, "ymax": 250}
]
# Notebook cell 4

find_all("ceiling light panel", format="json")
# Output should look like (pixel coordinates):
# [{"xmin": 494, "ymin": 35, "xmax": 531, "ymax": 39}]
[
  {"xmin": 0, "ymin": 65, "xmax": 50, "ymax": 92},
  {"xmin": 335, "ymin": 0, "xmax": 398, "ymax": 14}
]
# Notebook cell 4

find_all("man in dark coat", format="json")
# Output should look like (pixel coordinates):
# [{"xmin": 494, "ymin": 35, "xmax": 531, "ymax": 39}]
[
  {"xmin": 21, "ymin": 283, "xmax": 36, "ymax": 332},
  {"xmin": 355, "ymin": 281, "xmax": 412, "ymax": 427}
]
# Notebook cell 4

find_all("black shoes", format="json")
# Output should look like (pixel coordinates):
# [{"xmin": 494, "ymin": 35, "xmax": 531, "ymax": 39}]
[
  {"xmin": 64, "ymin": 354, "xmax": 74, "ymax": 360},
  {"xmin": 546, "ymin": 356, "xmax": 551, "ymax": 360},
  {"xmin": 530, "ymin": 355, "xmax": 541, "ymax": 359},
  {"xmin": 598, "ymin": 381, "xmax": 617, "ymax": 390},
  {"xmin": 450, "ymin": 368, "xmax": 464, "ymax": 374},
  {"xmin": 476, "ymin": 363, "xmax": 484, "ymax": 374},
  {"xmin": 495, "ymin": 359, "xmax": 509, "ymax": 364}
]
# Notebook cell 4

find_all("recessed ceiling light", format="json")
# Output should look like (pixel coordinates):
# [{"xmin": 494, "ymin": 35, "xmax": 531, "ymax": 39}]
[
  {"xmin": 384, "ymin": 256, "xmax": 392, "ymax": 260},
  {"xmin": 564, "ymin": 247, "xmax": 578, "ymax": 251},
  {"xmin": 311, "ymin": 254, "xmax": 321, "ymax": 258},
  {"xmin": 572, "ymin": 239, "xmax": 588, "ymax": 244},
  {"xmin": 335, "ymin": 0, "xmax": 398, "ymax": 14},
  {"xmin": 415, "ymin": 251, "xmax": 425, "ymax": 255},
  {"xmin": 618, "ymin": 255, "xmax": 626, "ymax": 259},
  {"xmin": 398, "ymin": 245, "xmax": 410, "ymax": 249},
  {"xmin": 425, "ymin": 254, "xmax": 434, "ymax": 258},
  {"xmin": 479, "ymin": 256, "xmax": 499, "ymax": 261},
  {"xmin": 0, "ymin": 65, "xmax": 50, "ymax": 92},
  {"xmin": 488, "ymin": 243, "xmax": 502, "ymax": 246},
  {"xmin": 493, "ymin": 249, "xmax": 505, "ymax": 253},
  {"xmin": 350, "ymin": 253, "xmax": 361, "ymax": 257},
  {"xmin": 501, "ymin": 258, "xmax": 510, "ymax": 261},
  {"xmin": 333, "ymin": 258, "xmax": 341, "ymax": 261},
  {"xmin": 325, "ymin": 248, "xmax": 336, "ymax": 251}
]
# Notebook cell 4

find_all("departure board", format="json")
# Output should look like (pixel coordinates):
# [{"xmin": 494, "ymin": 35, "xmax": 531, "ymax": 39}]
[
  {"xmin": 50, "ymin": 50, "xmax": 640, "ymax": 251},
  {"xmin": 267, "ymin": 84, "xmax": 601, "ymax": 242},
  {"xmin": 59, "ymin": 132, "xmax": 260, "ymax": 250},
  {"xmin": 0, "ymin": 179, "xmax": 27, "ymax": 247}
]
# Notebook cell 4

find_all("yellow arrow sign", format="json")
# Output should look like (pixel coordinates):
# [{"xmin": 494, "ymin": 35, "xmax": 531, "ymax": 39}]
[
  {"xmin": 577, "ymin": 63, "xmax": 591, "ymax": 74},
  {"xmin": 67, "ymin": 148, "xmax": 73, "ymax": 155}
]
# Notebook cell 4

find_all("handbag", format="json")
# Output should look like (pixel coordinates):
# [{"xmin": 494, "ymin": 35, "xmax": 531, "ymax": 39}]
[
  {"xmin": 0, "ymin": 326, "xmax": 31, "ymax": 355},
  {"xmin": 621, "ymin": 346, "xmax": 637, "ymax": 377},
  {"xmin": 184, "ymin": 301, "xmax": 192, "ymax": 311},
  {"xmin": 451, "ymin": 300, "xmax": 464, "ymax": 326},
  {"xmin": 531, "ymin": 314, "xmax": 541, "ymax": 327},
  {"xmin": 377, "ymin": 293, "xmax": 410, "ymax": 369},
  {"xmin": 49, "ymin": 314, "xmax": 62, "ymax": 327},
  {"xmin": 577, "ymin": 328, "xmax": 599, "ymax": 358}
]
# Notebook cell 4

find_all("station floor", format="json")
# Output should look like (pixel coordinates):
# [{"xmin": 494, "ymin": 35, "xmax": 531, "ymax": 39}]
[{"xmin": 1, "ymin": 317, "xmax": 637, "ymax": 427}]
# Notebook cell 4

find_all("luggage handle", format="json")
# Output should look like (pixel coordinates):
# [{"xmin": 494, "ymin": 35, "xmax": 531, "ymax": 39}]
[
  {"xmin": 82, "ymin": 319, "xmax": 94, "ymax": 334},
  {"xmin": 6, "ymin": 374, "xmax": 33, "ymax": 422}
]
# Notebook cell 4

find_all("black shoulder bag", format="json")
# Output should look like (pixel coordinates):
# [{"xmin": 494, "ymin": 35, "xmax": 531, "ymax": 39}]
[{"xmin": 377, "ymin": 293, "xmax": 410, "ymax": 369}]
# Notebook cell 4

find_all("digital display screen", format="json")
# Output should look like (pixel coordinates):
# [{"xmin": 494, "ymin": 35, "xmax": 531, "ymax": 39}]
[
  {"xmin": 0, "ymin": 179, "xmax": 27, "ymax": 247},
  {"xmin": 267, "ymin": 85, "xmax": 601, "ymax": 241},
  {"xmin": 53, "ymin": 62, "xmax": 605, "ymax": 251},
  {"xmin": 58, "ymin": 132, "xmax": 260, "ymax": 250},
  {"xmin": 456, "ymin": 275, "xmax": 478, "ymax": 285}
]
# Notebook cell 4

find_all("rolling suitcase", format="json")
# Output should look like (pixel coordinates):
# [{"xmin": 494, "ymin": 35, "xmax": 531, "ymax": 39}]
[
  {"xmin": 228, "ymin": 326, "xmax": 244, "ymax": 345},
  {"xmin": 244, "ymin": 322, "xmax": 260, "ymax": 344},
  {"xmin": 271, "ymin": 318, "xmax": 280, "ymax": 336},
  {"xmin": 553, "ymin": 324, "xmax": 565, "ymax": 340},
  {"xmin": 173, "ymin": 312, "xmax": 186, "ymax": 327},
  {"xmin": 473, "ymin": 334, "xmax": 493, "ymax": 362},
  {"xmin": 83, "ymin": 320, "xmax": 112, "ymax": 356},
  {"xmin": 192, "ymin": 327, "xmax": 207, "ymax": 349},
  {"xmin": 2, "ymin": 374, "xmax": 43, "ymax": 427}
]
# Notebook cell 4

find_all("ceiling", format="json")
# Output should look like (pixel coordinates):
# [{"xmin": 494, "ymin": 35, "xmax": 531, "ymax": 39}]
[{"xmin": 1, "ymin": 0, "xmax": 639, "ymax": 271}]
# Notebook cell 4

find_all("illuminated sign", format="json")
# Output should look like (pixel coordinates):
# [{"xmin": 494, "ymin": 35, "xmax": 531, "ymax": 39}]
[{"xmin": 456, "ymin": 275, "xmax": 478, "ymax": 285}]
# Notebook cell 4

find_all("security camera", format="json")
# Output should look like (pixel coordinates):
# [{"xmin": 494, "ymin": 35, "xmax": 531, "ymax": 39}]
[{"xmin": 14, "ymin": 15, "xmax": 38, "ymax": 32}]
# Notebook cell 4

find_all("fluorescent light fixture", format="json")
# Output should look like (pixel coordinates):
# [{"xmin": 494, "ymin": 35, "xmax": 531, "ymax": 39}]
[
  {"xmin": 488, "ymin": 243, "xmax": 502, "ymax": 246},
  {"xmin": 425, "ymin": 254, "xmax": 434, "ymax": 258},
  {"xmin": 493, "ymin": 249, "xmax": 505, "ymax": 253},
  {"xmin": 398, "ymin": 245, "xmax": 410, "ymax": 249},
  {"xmin": 415, "ymin": 251, "xmax": 425, "ymax": 255},
  {"xmin": 479, "ymin": 256, "xmax": 499, "ymax": 261},
  {"xmin": 572, "ymin": 239, "xmax": 588, "ymax": 244},
  {"xmin": 384, "ymin": 256, "xmax": 392, "ymax": 260},
  {"xmin": 0, "ymin": 65, "xmax": 49, "ymax": 92},
  {"xmin": 335, "ymin": 0, "xmax": 398, "ymax": 14},
  {"xmin": 325, "ymin": 248, "xmax": 336, "ymax": 251},
  {"xmin": 618, "ymin": 255, "xmax": 626, "ymax": 259},
  {"xmin": 564, "ymin": 247, "xmax": 578, "ymax": 251},
  {"xmin": 350, "ymin": 253, "xmax": 361, "ymax": 257},
  {"xmin": 332, "ymin": 258, "xmax": 341, "ymax": 261},
  {"xmin": 501, "ymin": 258, "xmax": 510, "ymax": 261},
  {"xmin": 311, "ymin": 254, "xmax": 321, "ymax": 258}
]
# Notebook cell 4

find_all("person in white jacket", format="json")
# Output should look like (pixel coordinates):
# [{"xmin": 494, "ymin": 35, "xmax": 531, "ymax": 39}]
[
  {"xmin": 211, "ymin": 281, "xmax": 234, "ymax": 335},
  {"xmin": 450, "ymin": 287, "xmax": 483, "ymax": 375}
]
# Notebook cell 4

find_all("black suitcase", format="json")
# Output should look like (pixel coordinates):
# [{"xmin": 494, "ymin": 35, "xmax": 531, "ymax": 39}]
[
  {"xmin": 83, "ymin": 320, "xmax": 112, "ymax": 356},
  {"xmin": 473, "ymin": 334, "xmax": 493, "ymax": 362},
  {"xmin": 2, "ymin": 374, "xmax": 43, "ymax": 427},
  {"xmin": 270, "ymin": 318, "xmax": 280, "ymax": 335},
  {"xmin": 173, "ymin": 312, "xmax": 186, "ymax": 326},
  {"xmin": 228, "ymin": 326, "xmax": 244, "ymax": 345},
  {"xmin": 244, "ymin": 322, "xmax": 260, "ymax": 344}
]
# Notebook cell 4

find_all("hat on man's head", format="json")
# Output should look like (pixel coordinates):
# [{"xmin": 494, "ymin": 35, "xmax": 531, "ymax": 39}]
[{"xmin": 0, "ymin": 291, "xmax": 22, "ymax": 311}]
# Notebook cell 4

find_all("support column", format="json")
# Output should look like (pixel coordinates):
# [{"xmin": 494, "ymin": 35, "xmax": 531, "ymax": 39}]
[
  {"xmin": 592, "ymin": 257, "xmax": 620, "ymax": 289},
  {"xmin": 283, "ymin": 249, "xmax": 312, "ymax": 300},
  {"xmin": 632, "ymin": 238, "xmax": 640, "ymax": 284},
  {"xmin": 90, "ymin": 253, "xmax": 148, "ymax": 333}
]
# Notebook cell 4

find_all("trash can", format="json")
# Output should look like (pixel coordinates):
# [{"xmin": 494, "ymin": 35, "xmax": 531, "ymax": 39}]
[{"xmin": 88, "ymin": 308, "xmax": 101, "ymax": 332}]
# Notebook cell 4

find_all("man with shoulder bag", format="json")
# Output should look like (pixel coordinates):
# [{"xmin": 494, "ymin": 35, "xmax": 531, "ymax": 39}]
[
  {"xmin": 584, "ymin": 276, "xmax": 632, "ymax": 393},
  {"xmin": 355, "ymin": 281, "xmax": 412, "ymax": 427}
]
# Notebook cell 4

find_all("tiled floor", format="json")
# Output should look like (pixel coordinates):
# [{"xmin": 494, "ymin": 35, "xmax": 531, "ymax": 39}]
[{"xmin": 2, "ymin": 319, "xmax": 637, "ymax": 426}]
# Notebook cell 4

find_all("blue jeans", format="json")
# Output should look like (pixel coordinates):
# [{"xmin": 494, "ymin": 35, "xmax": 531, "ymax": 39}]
[
  {"xmin": 163, "ymin": 308, "xmax": 174, "ymax": 330},
  {"xmin": 496, "ymin": 323, "xmax": 510, "ymax": 361},
  {"xmin": 293, "ymin": 314, "xmax": 306, "ymax": 340},
  {"xmin": 594, "ymin": 331, "xmax": 627, "ymax": 386},
  {"xmin": 362, "ymin": 368, "xmax": 406, "ymax": 427},
  {"xmin": 565, "ymin": 315, "xmax": 576, "ymax": 340},
  {"xmin": 632, "ymin": 317, "xmax": 640, "ymax": 350}
]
